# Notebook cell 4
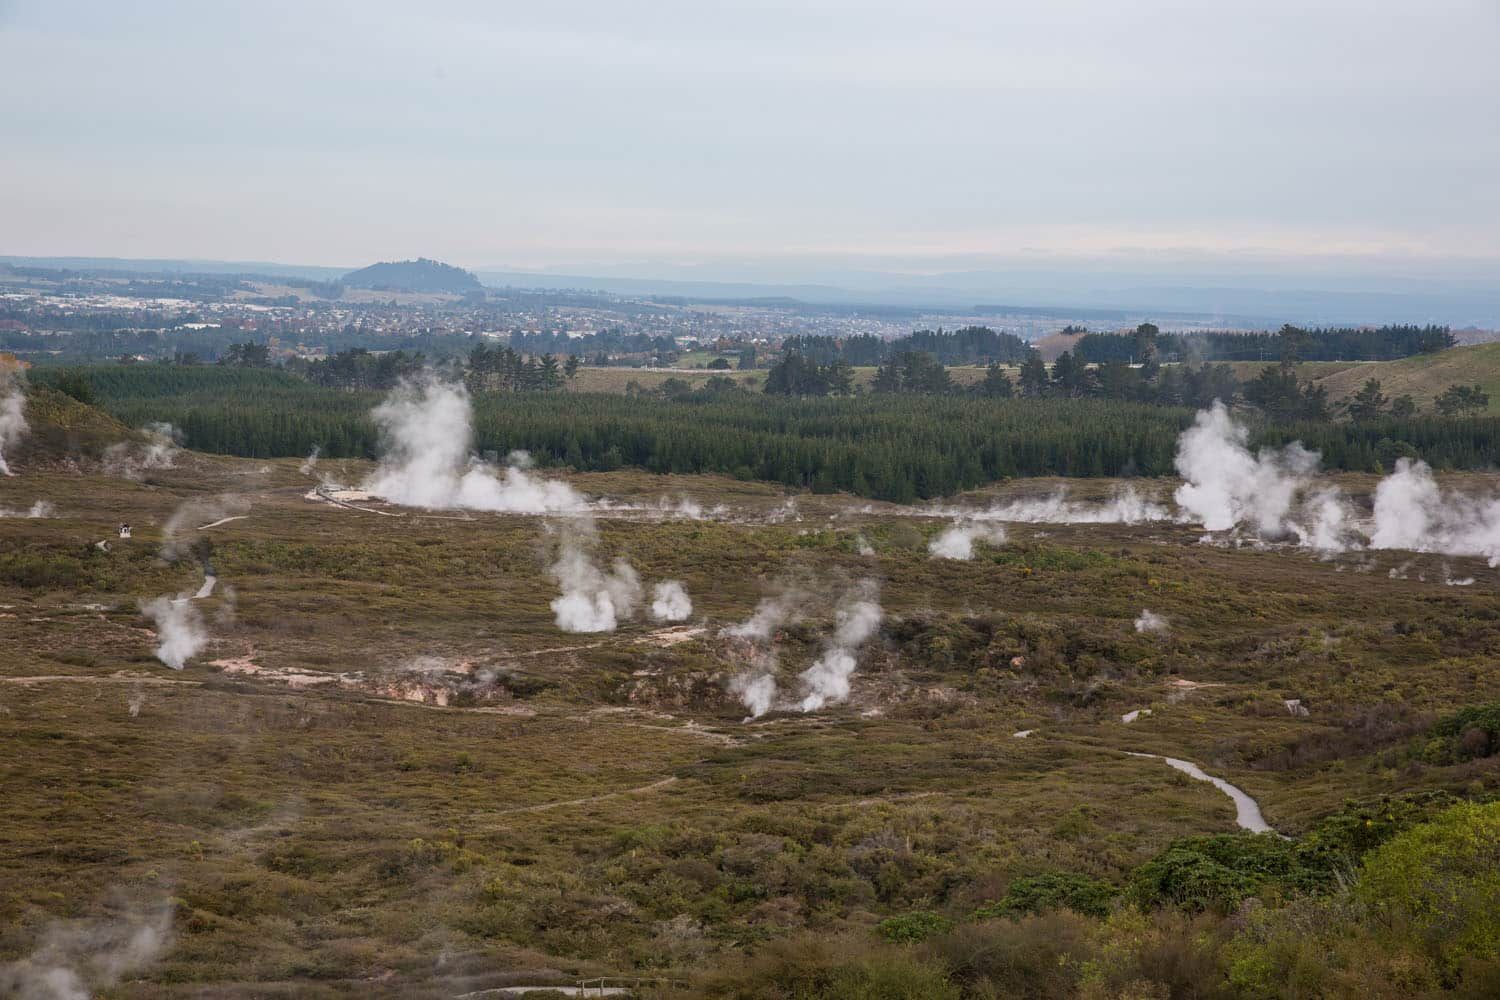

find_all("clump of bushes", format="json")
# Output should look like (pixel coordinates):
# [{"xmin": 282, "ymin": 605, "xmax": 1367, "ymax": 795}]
[
  {"xmin": 974, "ymin": 871, "xmax": 1118, "ymax": 919},
  {"xmin": 877, "ymin": 911, "xmax": 952, "ymax": 943},
  {"xmin": 1424, "ymin": 701, "xmax": 1500, "ymax": 763}
]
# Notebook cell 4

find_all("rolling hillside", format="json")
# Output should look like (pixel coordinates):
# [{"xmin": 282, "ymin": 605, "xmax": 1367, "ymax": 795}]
[{"xmin": 1310, "ymin": 343, "xmax": 1500, "ymax": 415}]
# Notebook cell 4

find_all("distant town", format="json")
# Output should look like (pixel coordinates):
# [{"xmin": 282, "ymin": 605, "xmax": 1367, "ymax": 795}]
[{"xmin": 1, "ymin": 257, "xmax": 1308, "ymax": 371}]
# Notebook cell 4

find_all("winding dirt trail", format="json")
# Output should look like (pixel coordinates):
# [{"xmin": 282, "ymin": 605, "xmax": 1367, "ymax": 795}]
[
  {"xmin": 477, "ymin": 776, "xmax": 680, "ymax": 822},
  {"xmin": 0, "ymin": 672, "xmax": 199, "ymax": 687}
]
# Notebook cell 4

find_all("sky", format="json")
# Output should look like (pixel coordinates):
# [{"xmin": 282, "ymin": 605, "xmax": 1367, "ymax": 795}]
[{"xmin": 2, "ymin": 0, "xmax": 1498, "ymax": 284}]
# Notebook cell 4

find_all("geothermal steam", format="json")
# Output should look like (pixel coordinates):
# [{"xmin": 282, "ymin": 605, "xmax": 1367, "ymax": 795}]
[
  {"xmin": 729, "ymin": 670, "xmax": 779, "ymax": 719},
  {"xmin": 548, "ymin": 520, "xmax": 643, "ymax": 632},
  {"xmin": 0, "ymin": 500, "xmax": 53, "ymax": 518},
  {"xmin": 721, "ymin": 592, "xmax": 803, "ymax": 717},
  {"xmin": 650, "ymin": 581, "xmax": 694, "ymax": 622},
  {"xmin": 928, "ymin": 522, "xmax": 1007, "ymax": 560},
  {"xmin": 1172, "ymin": 403, "xmax": 1500, "ymax": 565},
  {"xmin": 956, "ymin": 487, "xmax": 1168, "ymax": 524},
  {"xmin": 1173, "ymin": 402, "xmax": 1323, "ymax": 537},
  {"xmin": 102, "ymin": 423, "xmax": 180, "ymax": 479},
  {"xmin": 364, "ymin": 378, "xmax": 586, "ymax": 513},
  {"xmin": 0, "ymin": 373, "xmax": 28, "ymax": 476},
  {"xmin": 1371, "ymin": 458, "xmax": 1500, "ymax": 565},
  {"xmin": 798, "ymin": 581, "xmax": 883, "ymax": 712},
  {"xmin": 0, "ymin": 897, "xmax": 174, "ymax": 1000},
  {"xmin": 1134, "ymin": 609, "xmax": 1168, "ymax": 634},
  {"xmin": 721, "ymin": 583, "xmax": 882, "ymax": 717},
  {"xmin": 139, "ymin": 596, "xmax": 207, "ymax": 670}
]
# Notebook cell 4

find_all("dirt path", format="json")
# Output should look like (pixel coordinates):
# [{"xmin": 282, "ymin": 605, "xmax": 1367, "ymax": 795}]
[
  {"xmin": 477, "ymin": 776, "xmax": 679, "ymax": 821},
  {"xmin": 1, "ymin": 673, "xmax": 199, "ymax": 687}
]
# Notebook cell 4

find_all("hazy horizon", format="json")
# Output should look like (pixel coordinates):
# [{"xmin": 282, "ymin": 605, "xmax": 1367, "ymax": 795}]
[{"xmin": 2, "ymin": 0, "xmax": 1497, "ymax": 286}]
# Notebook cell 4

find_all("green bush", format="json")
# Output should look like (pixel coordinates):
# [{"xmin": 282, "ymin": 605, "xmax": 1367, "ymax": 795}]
[
  {"xmin": 1295, "ymin": 791, "xmax": 1460, "ymax": 883},
  {"xmin": 974, "ymin": 871, "xmax": 1118, "ymax": 919},
  {"xmin": 1428, "ymin": 702, "xmax": 1500, "ymax": 761},
  {"xmin": 1356, "ymin": 801, "xmax": 1500, "ymax": 969},
  {"xmin": 877, "ymin": 911, "xmax": 953, "ymax": 944},
  {"xmin": 1129, "ymin": 833, "xmax": 1311, "ymax": 913}
]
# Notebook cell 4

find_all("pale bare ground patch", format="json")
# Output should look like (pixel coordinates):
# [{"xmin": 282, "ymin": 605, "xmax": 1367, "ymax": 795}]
[{"xmin": 0, "ymin": 671, "xmax": 199, "ymax": 687}]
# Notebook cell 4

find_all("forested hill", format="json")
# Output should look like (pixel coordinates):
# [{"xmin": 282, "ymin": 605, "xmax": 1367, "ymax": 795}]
[
  {"xmin": 341, "ymin": 258, "xmax": 482, "ymax": 293},
  {"xmin": 32, "ymin": 366, "xmax": 1500, "ymax": 502}
]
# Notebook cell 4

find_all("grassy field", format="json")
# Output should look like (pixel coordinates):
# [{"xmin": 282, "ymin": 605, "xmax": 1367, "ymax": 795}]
[
  {"xmin": 1307, "ymin": 342, "xmax": 1500, "ymax": 415},
  {"xmin": 3, "ymin": 434, "xmax": 1499, "ymax": 995}
]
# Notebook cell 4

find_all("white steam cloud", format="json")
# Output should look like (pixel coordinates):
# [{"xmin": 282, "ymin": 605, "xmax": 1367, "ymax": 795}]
[
  {"xmin": 958, "ymin": 486, "xmax": 1168, "ymax": 524},
  {"xmin": 139, "ymin": 596, "xmax": 208, "ymax": 670},
  {"xmin": 547, "ymin": 519, "xmax": 643, "ymax": 632},
  {"xmin": 0, "ymin": 499, "xmax": 53, "ymax": 518},
  {"xmin": 1134, "ymin": 609, "xmax": 1168, "ymax": 634},
  {"xmin": 650, "ymin": 581, "xmax": 693, "ymax": 621},
  {"xmin": 0, "ymin": 373, "xmax": 27, "ymax": 476},
  {"xmin": 1292, "ymin": 488, "xmax": 1358, "ymax": 555},
  {"xmin": 798, "ymin": 581, "xmax": 882, "ymax": 712},
  {"xmin": 1371, "ymin": 458, "xmax": 1500, "ymax": 566},
  {"xmin": 1172, "ymin": 404, "xmax": 1500, "ymax": 567},
  {"xmin": 102, "ymin": 423, "xmax": 180, "ymax": 480},
  {"xmin": 1173, "ymin": 402, "xmax": 1320, "ymax": 537},
  {"xmin": 729, "ymin": 669, "xmax": 778, "ymax": 719},
  {"xmin": 928, "ymin": 521, "xmax": 1007, "ymax": 560},
  {"xmin": 723, "ymin": 593, "xmax": 801, "ymax": 642},
  {"xmin": 721, "ymin": 592, "xmax": 804, "ymax": 718},
  {"xmin": 298, "ymin": 445, "xmax": 321, "ymax": 475},
  {"xmin": 0, "ymin": 899, "xmax": 173, "ymax": 1000},
  {"xmin": 364, "ymin": 378, "xmax": 587, "ymax": 514}
]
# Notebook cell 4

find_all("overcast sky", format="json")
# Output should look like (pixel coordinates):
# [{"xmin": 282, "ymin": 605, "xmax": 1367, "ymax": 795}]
[{"xmin": 2, "ymin": 0, "xmax": 1497, "ymax": 281}]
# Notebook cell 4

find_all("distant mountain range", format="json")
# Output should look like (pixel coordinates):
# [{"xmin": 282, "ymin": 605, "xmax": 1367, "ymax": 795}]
[{"xmin": 342, "ymin": 258, "xmax": 482, "ymax": 294}]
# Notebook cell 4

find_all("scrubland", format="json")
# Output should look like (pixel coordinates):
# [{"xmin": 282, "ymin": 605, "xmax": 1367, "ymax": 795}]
[{"xmin": 2, "ymin": 446, "xmax": 1498, "ymax": 997}]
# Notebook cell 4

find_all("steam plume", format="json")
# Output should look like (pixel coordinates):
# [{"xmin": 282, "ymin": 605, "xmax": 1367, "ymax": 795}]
[
  {"xmin": 364, "ymin": 378, "xmax": 586, "ymax": 513},
  {"xmin": 139, "ymin": 596, "xmax": 207, "ymax": 670},
  {"xmin": 0, "ymin": 500, "xmax": 53, "ymax": 518},
  {"xmin": 1173, "ymin": 402, "xmax": 1319, "ymax": 536},
  {"xmin": 958, "ymin": 486, "xmax": 1168, "ymax": 524},
  {"xmin": 1291, "ymin": 488, "xmax": 1358, "ymax": 554},
  {"xmin": 0, "ymin": 373, "xmax": 29, "ymax": 476},
  {"xmin": 722, "ymin": 593, "xmax": 801, "ymax": 641},
  {"xmin": 548, "ymin": 518, "xmax": 642, "ymax": 632},
  {"xmin": 298, "ymin": 445, "xmax": 321, "ymax": 475},
  {"xmin": 928, "ymin": 521, "xmax": 1007, "ymax": 560},
  {"xmin": 0, "ymin": 898, "xmax": 173, "ymax": 1000},
  {"xmin": 798, "ymin": 581, "xmax": 882, "ymax": 712},
  {"xmin": 650, "ymin": 581, "xmax": 693, "ymax": 621},
  {"xmin": 1371, "ymin": 458, "xmax": 1500, "ymax": 565},
  {"xmin": 722, "ymin": 593, "xmax": 802, "ymax": 717},
  {"xmin": 102, "ymin": 423, "xmax": 180, "ymax": 480},
  {"xmin": 1134, "ymin": 609, "xmax": 1168, "ymax": 634},
  {"xmin": 729, "ymin": 669, "xmax": 778, "ymax": 719}
]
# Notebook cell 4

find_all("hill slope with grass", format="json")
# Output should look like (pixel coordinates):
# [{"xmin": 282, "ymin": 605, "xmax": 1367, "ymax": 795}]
[
  {"xmin": 8, "ymin": 383, "xmax": 131, "ymax": 467},
  {"xmin": 1311, "ymin": 343, "xmax": 1500, "ymax": 415}
]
